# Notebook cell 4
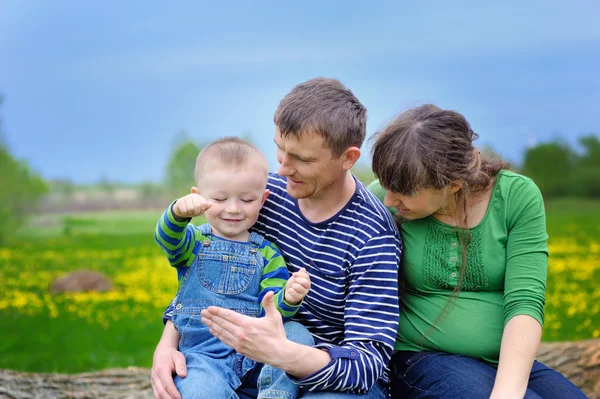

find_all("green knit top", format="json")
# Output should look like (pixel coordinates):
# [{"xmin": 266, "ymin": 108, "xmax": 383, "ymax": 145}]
[{"xmin": 368, "ymin": 170, "xmax": 548, "ymax": 363}]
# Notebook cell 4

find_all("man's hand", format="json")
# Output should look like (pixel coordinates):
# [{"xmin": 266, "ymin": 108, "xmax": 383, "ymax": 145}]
[
  {"xmin": 285, "ymin": 267, "xmax": 311, "ymax": 304},
  {"xmin": 150, "ymin": 325, "xmax": 187, "ymax": 399},
  {"xmin": 172, "ymin": 191, "xmax": 213, "ymax": 219},
  {"xmin": 201, "ymin": 292, "xmax": 289, "ymax": 367}
]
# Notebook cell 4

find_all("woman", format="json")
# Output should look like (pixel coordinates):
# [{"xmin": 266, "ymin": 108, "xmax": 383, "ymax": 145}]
[{"xmin": 368, "ymin": 104, "xmax": 586, "ymax": 398}]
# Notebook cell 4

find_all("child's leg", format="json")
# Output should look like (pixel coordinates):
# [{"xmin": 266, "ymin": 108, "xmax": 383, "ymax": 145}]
[
  {"xmin": 175, "ymin": 352, "xmax": 240, "ymax": 399},
  {"xmin": 257, "ymin": 321, "xmax": 315, "ymax": 399}
]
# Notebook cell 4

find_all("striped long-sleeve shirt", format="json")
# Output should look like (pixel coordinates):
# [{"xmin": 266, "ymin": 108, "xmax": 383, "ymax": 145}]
[
  {"xmin": 164, "ymin": 174, "xmax": 401, "ymax": 393},
  {"xmin": 156, "ymin": 205, "xmax": 301, "ymax": 320}
]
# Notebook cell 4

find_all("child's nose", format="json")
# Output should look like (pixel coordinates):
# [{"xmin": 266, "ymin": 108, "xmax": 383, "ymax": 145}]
[{"xmin": 226, "ymin": 201, "xmax": 241, "ymax": 213}]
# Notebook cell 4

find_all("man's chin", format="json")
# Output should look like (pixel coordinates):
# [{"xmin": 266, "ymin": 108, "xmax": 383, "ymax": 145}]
[{"xmin": 286, "ymin": 184, "xmax": 309, "ymax": 199}]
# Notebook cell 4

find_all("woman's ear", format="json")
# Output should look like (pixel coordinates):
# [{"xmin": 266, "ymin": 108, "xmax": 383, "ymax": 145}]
[{"xmin": 448, "ymin": 180, "xmax": 463, "ymax": 194}]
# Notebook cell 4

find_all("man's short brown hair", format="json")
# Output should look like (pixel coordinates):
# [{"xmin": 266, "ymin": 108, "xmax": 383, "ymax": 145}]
[{"xmin": 274, "ymin": 77, "xmax": 367, "ymax": 157}]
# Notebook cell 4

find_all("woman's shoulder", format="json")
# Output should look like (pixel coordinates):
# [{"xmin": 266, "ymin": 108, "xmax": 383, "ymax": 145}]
[{"xmin": 495, "ymin": 169, "xmax": 542, "ymax": 197}]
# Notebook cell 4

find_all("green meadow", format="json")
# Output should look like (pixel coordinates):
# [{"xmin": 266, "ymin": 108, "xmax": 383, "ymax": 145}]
[{"xmin": 1, "ymin": 201, "xmax": 599, "ymax": 373}]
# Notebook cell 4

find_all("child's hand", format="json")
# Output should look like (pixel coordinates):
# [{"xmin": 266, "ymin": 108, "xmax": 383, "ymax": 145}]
[
  {"xmin": 285, "ymin": 267, "xmax": 311, "ymax": 305},
  {"xmin": 173, "ymin": 193, "xmax": 213, "ymax": 218}
]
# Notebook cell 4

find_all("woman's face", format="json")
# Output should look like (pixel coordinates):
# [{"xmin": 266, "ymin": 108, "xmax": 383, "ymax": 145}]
[{"xmin": 383, "ymin": 187, "xmax": 453, "ymax": 220}]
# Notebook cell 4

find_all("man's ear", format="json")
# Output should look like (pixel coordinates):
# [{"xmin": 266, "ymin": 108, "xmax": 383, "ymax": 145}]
[
  {"xmin": 191, "ymin": 186, "xmax": 198, "ymax": 194},
  {"xmin": 261, "ymin": 189, "xmax": 270, "ymax": 204},
  {"xmin": 341, "ymin": 146, "xmax": 361, "ymax": 171}
]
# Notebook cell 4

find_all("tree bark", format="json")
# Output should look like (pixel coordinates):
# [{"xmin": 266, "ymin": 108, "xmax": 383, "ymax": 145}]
[{"xmin": 1, "ymin": 339, "xmax": 599, "ymax": 399}]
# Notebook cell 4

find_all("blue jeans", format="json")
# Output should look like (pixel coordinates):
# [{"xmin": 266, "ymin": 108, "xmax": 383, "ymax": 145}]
[
  {"xmin": 176, "ymin": 321, "xmax": 312, "ymax": 399},
  {"xmin": 255, "ymin": 321, "xmax": 388, "ymax": 398},
  {"xmin": 389, "ymin": 350, "xmax": 588, "ymax": 398}
]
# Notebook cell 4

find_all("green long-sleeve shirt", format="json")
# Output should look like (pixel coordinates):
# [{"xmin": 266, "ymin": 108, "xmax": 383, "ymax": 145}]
[{"xmin": 368, "ymin": 170, "xmax": 548, "ymax": 363}]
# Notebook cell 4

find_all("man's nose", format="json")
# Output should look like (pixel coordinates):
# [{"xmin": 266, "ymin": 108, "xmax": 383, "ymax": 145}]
[{"xmin": 277, "ymin": 155, "xmax": 294, "ymax": 176}]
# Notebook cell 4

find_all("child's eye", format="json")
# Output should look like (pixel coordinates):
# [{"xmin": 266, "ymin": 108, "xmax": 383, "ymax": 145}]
[
  {"xmin": 241, "ymin": 199, "xmax": 255, "ymax": 203},
  {"xmin": 213, "ymin": 198, "xmax": 226, "ymax": 202}
]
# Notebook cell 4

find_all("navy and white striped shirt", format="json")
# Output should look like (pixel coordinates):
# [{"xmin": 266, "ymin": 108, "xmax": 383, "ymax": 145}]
[
  {"xmin": 164, "ymin": 173, "xmax": 401, "ymax": 393},
  {"xmin": 254, "ymin": 174, "xmax": 401, "ymax": 393}
]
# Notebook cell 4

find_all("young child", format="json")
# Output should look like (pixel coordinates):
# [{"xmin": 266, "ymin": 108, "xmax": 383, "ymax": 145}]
[{"xmin": 154, "ymin": 136, "xmax": 310, "ymax": 398}]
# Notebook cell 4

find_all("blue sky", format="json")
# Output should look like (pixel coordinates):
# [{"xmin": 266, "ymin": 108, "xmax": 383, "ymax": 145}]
[{"xmin": 1, "ymin": 1, "xmax": 599, "ymax": 184}]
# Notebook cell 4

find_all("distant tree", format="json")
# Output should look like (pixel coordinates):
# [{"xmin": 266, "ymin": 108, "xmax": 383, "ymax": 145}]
[
  {"xmin": 98, "ymin": 175, "xmax": 116, "ymax": 198},
  {"xmin": 52, "ymin": 178, "xmax": 76, "ymax": 201},
  {"xmin": 522, "ymin": 141, "xmax": 577, "ymax": 198},
  {"xmin": 0, "ymin": 95, "xmax": 48, "ymax": 244},
  {"xmin": 352, "ymin": 162, "xmax": 376, "ymax": 186},
  {"xmin": 164, "ymin": 138, "xmax": 201, "ymax": 197},
  {"xmin": 138, "ymin": 181, "xmax": 166, "ymax": 206},
  {"xmin": 573, "ymin": 134, "xmax": 600, "ymax": 198}
]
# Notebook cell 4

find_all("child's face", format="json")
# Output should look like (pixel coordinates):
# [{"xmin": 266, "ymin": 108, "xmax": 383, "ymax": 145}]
[{"xmin": 197, "ymin": 160, "xmax": 269, "ymax": 241}]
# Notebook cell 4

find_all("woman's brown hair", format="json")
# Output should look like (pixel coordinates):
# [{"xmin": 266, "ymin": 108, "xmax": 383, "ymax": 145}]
[{"xmin": 371, "ymin": 104, "xmax": 508, "ymax": 309}]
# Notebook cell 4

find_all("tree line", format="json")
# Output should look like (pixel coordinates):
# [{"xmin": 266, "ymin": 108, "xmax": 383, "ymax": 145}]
[{"xmin": 1, "ymin": 93, "xmax": 598, "ymax": 244}]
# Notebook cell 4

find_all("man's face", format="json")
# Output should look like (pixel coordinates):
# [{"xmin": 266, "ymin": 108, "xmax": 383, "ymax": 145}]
[{"xmin": 274, "ymin": 129, "xmax": 349, "ymax": 201}]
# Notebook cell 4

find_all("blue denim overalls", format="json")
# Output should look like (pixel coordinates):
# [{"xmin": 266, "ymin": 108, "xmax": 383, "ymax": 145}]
[{"xmin": 172, "ymin": 223, "xmax": 264, "ymax": 398}]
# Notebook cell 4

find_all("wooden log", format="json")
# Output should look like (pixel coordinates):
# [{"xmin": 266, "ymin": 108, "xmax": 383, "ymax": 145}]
[{"xmin": 0, "ymin": 339, "xmax": 598, "ymax": 398}]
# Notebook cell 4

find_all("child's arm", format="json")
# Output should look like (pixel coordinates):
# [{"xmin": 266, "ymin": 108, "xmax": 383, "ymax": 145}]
[
  {"xmin": 154, "ymin": 193, "xmax": 212, "ymax": 268},
  {"xmin": 284, "ymin": 268, "xmax": 310, "ymax": 304},
  {"xmin": 258, "ymin": 244, "xmax": 306, "ymax": 321}
]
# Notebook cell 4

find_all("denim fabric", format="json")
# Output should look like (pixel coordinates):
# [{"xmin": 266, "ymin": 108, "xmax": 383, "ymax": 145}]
[
  {"xmin": 172, "ymin": 224, "xmax": 267, "ymax": 398},
  {"xmin": 299, "ymin": 380, "xmax": 388, "ymax": 399},
  {"xmin": 257, "ymin": 321, "xmax": 387, "ymax": 398},
  {"xmin": 389, "ymin": 350, "xmax": 588, "ymax": 399},
  {"xmin": 258, "ymin": 321, "xmax": 314, "ymax": 399}
]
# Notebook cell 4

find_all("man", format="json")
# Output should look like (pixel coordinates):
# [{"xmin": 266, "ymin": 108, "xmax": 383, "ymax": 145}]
[{"xmin": 151, "ymin": 77, "xmax": 401, "ymax": 399}]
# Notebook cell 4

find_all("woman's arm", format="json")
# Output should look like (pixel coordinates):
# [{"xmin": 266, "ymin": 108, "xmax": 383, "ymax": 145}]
[
  {"xmin": 492, "ymin": 176, "xmax": 548, "ymax": 398},
  {"xmin": 490, "ymin": 315, "xmax": 542, "ymax": 398}
]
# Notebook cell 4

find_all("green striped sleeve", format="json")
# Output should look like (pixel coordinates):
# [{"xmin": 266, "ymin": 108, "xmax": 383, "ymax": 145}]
[
  {"xmin": 154, "ymin": 204, "xmax": 206, "ymax": 268},
  {"xmin": 258, "ymin": 242, "xmax": 301, "ymax": 320}
]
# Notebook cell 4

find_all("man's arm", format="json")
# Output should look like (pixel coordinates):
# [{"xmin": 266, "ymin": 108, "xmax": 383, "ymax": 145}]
[
  {"xmin": 202, "ymin": 233, "xmax": 401, "ymax": 393},
  {"xmin": 201, "ymin": 291, "xmax": 332, "ymax": 378},
  {"xmin": 288, "ymin": 233, "xmax": 401, "ymax": 392},
  {"xmin": 150, "ymin": 321, "xmax": 186, "ymax": 399}
]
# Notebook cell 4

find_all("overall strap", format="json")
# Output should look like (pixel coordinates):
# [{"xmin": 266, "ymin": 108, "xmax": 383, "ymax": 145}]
[
  {"xmin": 192, "ymin": 223, "xmax": 213, "ymax": 255},
  {"xmin": 199, "ymin": 223, "xmax": 212, "ymax": 235},
  {"xmin": 248, "ymin": 231, "xmax": 265, "ymax": 246}
]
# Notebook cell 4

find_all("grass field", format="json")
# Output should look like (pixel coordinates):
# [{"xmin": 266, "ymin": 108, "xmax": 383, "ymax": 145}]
[{"xmin": 1, "ymin": 201, "xmax": 599, "ymax": 373}]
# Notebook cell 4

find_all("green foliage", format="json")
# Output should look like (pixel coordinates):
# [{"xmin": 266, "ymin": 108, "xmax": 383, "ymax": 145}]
[
  {"xmin": 522, "ymin": 134, "xmax": 600, "ymax": 198},
  {"xmin": 352, "ymin": 162, "xmax": 376, "ymax": 186},
  {"xmin": 522, "ymin": 141, "xmax": 576, "ymax": 197},
  {"xmin": 51, "ymin": 178, "xmax": 76, "ymax": 200},
  {"xmin": 164, "ymin": 136, "xmax": 201, "ymax": 197},
  {"xmin": 0, "ymin": 146, "xmax": 48, "ymax": 244},
  {"xmin": 0, "ymin": 96, "xmax": 48, "ymax": 245},
  {"xmin": 2, "ymin": 201, "xmax": 597, "ymax": 372}
]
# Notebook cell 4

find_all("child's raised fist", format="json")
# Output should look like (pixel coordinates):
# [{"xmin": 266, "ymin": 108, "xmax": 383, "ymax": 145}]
[{"xmin": 173, "ymin": 193, "xmax": 213, "ymax": 218}]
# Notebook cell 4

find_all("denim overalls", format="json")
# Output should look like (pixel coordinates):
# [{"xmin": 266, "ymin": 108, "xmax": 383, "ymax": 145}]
[{"xmin": 172, "ymin": 223, "xmax": 265, "ymax": 398}]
